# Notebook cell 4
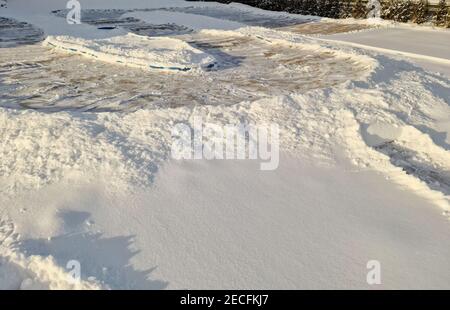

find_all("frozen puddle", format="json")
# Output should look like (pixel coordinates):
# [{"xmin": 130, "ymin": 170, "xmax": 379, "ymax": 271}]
[{"xmin": 0, "ymin": 30, "xmax": 370, "ymax": 112}]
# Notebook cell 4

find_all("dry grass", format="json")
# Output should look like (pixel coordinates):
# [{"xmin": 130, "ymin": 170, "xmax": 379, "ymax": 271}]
[{"xmin": 278, "ymin": 22, "xmax": 374, "ymax": 35}]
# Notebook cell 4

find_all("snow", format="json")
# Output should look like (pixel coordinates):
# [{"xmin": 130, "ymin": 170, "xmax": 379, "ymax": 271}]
[
  {"xmin": 44, "ymin": 34, "xmax": 217, "ymax": 72},
  {"xmin": 0, "ymin": 218, "xmax": 103, "ymax": 289},
  {"xmin": 325, "ymin": 25, "xmax": 450, "ymax": 61},
  {"xmin": 320, "ymin": 25, "xmax": 450, "ymax": 76},
  {"xmin": 3, "ymin": 156, "xmax": 450, "ymax": 289},
  {"xmin": 123, "ymin": 10, "xmax": 245, "ymax": 31},
  {"xmin": 362, "ymin": 122, "xmax": 403, "ymax": 147},
  {"xmin": 0, "ymin": 0, "xmax": 449, "ymax": 290}
]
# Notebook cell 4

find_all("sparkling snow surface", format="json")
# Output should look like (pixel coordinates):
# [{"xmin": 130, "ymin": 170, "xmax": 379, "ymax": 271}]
[{"xmin": 0, "ymin": 0, "xmax": 449, "ymax": 290}]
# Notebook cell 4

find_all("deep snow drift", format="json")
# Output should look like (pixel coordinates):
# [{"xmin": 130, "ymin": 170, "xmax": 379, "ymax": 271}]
[{"xmin": 0, "ymin": 0, "xmax": 449, "ymax": 289}]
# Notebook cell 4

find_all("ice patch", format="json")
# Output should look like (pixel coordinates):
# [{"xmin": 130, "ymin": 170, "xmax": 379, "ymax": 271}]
[{"xmin": 44, "ymin": 33, "xmax": 216, "ymax": 72}]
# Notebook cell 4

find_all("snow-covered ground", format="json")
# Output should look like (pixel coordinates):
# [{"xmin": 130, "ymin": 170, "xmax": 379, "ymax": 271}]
[
  {"xmin": 0, "ymin": 1, "xmax": 449, "ymax": 289},
  {"xmin": 44, "ymin": 34, "xmax": 216, "ymax": 72},
  {"xmin": 321, "ymin": 25, "xmax": 450, "ymax": 77}
]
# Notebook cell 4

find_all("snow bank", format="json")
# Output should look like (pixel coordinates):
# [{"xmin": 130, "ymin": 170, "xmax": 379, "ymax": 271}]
[
  {"xmin": 0, "ymin": 219, "xmax": 103, "ymax": 290},
  {"xmin": 44, "ymin": 33, "xmax": 216, "ymax": 72},
  {"xmin": 0, "ymin": 250, "xmax": 103, "ymax": 290},
  {"xmin": 362, "ymin": 122, "xmax": 403, "ymax": 147}
]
